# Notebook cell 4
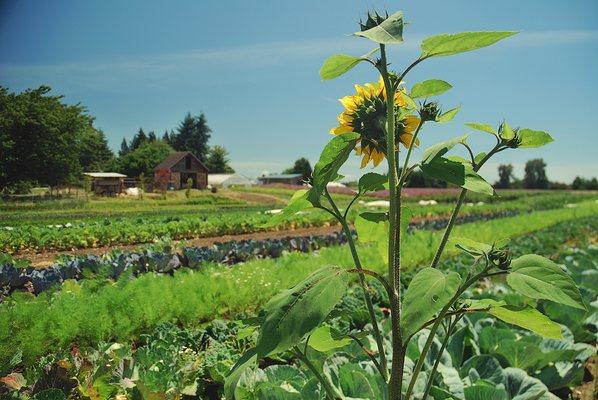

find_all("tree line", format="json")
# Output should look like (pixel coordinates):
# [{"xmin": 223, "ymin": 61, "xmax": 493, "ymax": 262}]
[
  {"xmin": 0, "ymin": 86, "xmax": 233, "ymax": 193},
  {"xmin": 496, "ymin": 159, "xmax": 597, "ymax": 190}
]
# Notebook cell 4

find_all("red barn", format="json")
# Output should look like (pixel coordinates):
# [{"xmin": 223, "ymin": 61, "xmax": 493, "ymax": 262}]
[{"xmin": 154, "ymin": 151, "xmax": 209, "ymax": 190}]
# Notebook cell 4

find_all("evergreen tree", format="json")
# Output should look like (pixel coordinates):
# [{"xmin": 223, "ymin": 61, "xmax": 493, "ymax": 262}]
[
  {"xmin": 162, "ymin": 130, "xmax": 170, "ymax": 144},
  {"xmin": 148, "ymin": 131, "xmax": 157, "ymax": 142},
  {"xmin": 206, "ymin": 145, "xmax": 234, "ymax": 173},
  {"xmin": 130, "ymin": 128, "xmax": 148, "ymax": 150},
  {"xmin": 283, "ymin": 157, "xmax": 313, "ymax": 182},
  {"xmin": 119, "ymin": 138, "xmax": 130, "ymax": 157},
  {"xmin": 170, "ymin": 112, "xmax": 211, "ymax": 162},
  {"xmin": 79, "ymin": 128, "xmax": 115, "ymax": 171}
]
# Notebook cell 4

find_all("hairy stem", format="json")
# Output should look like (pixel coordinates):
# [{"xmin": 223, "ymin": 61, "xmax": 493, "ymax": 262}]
[
  {"xmin": 378, "ymin": 44, "xmax": 404, "ymax": 398},
  {"xmin": 429, "ymin": 145, "xmax": 503, "ymax": 269},
  {"xmin": 323, "ymin": 189, "xmax": 388, "ymax": 381},
  {"xmin": 293, "ymin": 346, "xmax": 340, "ymax": 400}
]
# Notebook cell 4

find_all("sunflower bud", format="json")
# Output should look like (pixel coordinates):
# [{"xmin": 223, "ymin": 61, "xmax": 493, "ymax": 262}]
[
  {"xmin": 419, "ymin": 101, "xmax": 441, "ymax": 122},
  {"xmin": 359, "ymin": 11, "xmax": 389, "ymax": 31},
  {"xmin": 498, "ymin": 123, "xmax": 521, "ymax": 148},
  {"xmin": 489, "ymin": 247, "xmax": 511, "ymax": 270}
]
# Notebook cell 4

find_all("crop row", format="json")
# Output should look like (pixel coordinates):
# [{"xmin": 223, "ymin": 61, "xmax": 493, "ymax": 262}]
[
  {"xmin": 0, "ymin": 204, "xmax": 595, "ymax": 366},
  {"xmin": 1, "ymin": 192, "xmax": 590, "ymax": 253},
  {"xmin": 0, "ymin": 232, "xmax": 348, "ymax": 295},
  {"xmin": 1, "ymin": 218, "xmax": 595, "ymax": 399}
]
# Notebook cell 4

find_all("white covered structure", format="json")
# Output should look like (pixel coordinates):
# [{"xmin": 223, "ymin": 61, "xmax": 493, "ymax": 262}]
[{"xmin": 208, "ymin": 173, "xmax": 253, "ymax": 188}]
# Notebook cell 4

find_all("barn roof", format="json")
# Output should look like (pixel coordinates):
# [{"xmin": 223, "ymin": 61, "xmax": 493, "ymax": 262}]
[
  {"xmin": 84, "ymin": 172, "xmax": 127, "ymax": 178},
  {"xmin": 154, "ymin": 151, "xmax": 208, "ymax": 171}
]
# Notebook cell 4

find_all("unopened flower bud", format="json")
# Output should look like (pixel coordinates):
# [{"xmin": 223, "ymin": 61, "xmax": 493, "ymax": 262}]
[{"xmin": 419, "ymin": 101, "xmax": 441, "ymax": 122}]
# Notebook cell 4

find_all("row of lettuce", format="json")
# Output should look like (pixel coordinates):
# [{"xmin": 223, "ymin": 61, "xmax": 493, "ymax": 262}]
[
  {"xmin": 0, "ymin": 217, "xmax": 595, "ymax": 399},
  {"xmin": 0, "ymin": 192, "xmax": 590, "ymax": 254}
]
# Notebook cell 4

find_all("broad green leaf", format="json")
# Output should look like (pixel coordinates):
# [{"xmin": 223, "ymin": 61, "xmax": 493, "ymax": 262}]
[
  {"xmin": 516, "ymin": 129, "xmax": 553, "ymax": 148},
  {"xmin": 452, "ymin": 237, "xmax": 492, "ymax": 257},
  {"xmin": 422, "ymin": 134, "xmax": 469, "ymax": 164},
  {"xmin": 502, "ymin": 367, "xmax": 554, "ymax": 400},
  {"xmin": 410, "ymin": 79, "xmax": 452, "ymax": 98},
  {"xmin": 355, "ymin": 212, "xmax": 388, "ymax": 242},
  {"xmin": 460, "ymin": 355, "xmax": 504, "ymax": 384},
  {"xmin": 466, "ymin": 122, "xmax": 497, "ymax": 135},
  {"xmin": 224, "ymin": 348, "xmax": 257, "ymax": 400},
  {"xmin": 400, "ymin": 91, "xmax": 419, "ymax": 110},
  {"xmin": 266, "ymin": 189, "xmax": 313, "ymax": 226},
  {"xmin": 312, "ymin": 132, "xmax": 360, "ymax": 192},
  {"xmin": 421, "ymin": 31, "xmax": 518, "ymax": 58},
  {"xmin": 308, "ymin": 326, "xmax": 352, "ymax": 352},
  {"xmin": 358, "ymin": 172, "xmax": 387, "ymax": 193},
  {"xmin": 507, "ymin": 254, "xmax": 586, "ymax": 310},
  {"xmin": 420, "ymin": 157, "xmax": 495, "ymax": 195},
  {"xmin": 471, "ymin": 299, "xmax": 562, "ymax": 339},
  {"xmin": 320, "ymin": 48, "xmax": 378, "ymax": 81},
  {"xmin": 401, "ymin": 267, "xmax": 462, "ymax": 339},
  {"xmin": 338, "ymin": 364, "xmax": 376, "ymax": 399},
  {"xmin": 500, "ymin": 121, "xmax": 516, "ymax": 140},
  {"xmin": 256, "ymin": 266, "xmax": 349, "ymax": 358},
  {"xmin": 354, "ymin": 11, "xmax": 404, "ymax": 44},
  {"xmin": 463, "ymin": 385, "xmax": 509, "ymax": 400},
  {"xmin": 436, "ymin": 106, "xmax": 460, "ymax": 123}
]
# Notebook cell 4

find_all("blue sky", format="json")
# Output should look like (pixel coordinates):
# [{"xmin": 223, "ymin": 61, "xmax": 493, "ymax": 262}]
[{"xmin": 1, "ymin": 0, "xmax": 597, "ymax": 182}]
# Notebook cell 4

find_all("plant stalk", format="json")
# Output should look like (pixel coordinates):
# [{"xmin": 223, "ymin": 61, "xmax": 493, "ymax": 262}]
[
  {"xmin": 323, "ymin": 189, "xmax": 389, "ymax": 381},
  {"xmin": 293, "ymin": 346, "xmax": 341, "ymax": 400},
  {"xmin": 378, "ymin": 43, "xmax": 404, "ymax": 399}
]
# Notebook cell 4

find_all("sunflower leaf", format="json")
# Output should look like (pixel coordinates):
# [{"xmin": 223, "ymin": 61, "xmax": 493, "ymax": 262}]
[
  {"xmin": 465, "ymin": 122, "xmax": 497, "ymax": 135},
  {"xmin": 421, "ymin": 31, "xmax": 518, "ymax": 58},
  {"xmin": 420, "ymin": 157, "xmax": 495, "ymax": 195},
  {"xmin": 410, "ymin": 79, "xmax": 452, "ymax": 98},
  {"xmin": 516, "ymin": 129, "xmax": 553, "ymax": 148},
  {"xmin": 354, "ymin": 11, "xmax": 404, "ymax": 45},
  {"xmin": 312, "ymin": 132, "xmax": 360, "ymax": 193},
  {"xmin": 320, "ymin": 48, "xmax": 378, "ymax": 81},
  {"xmin": 421, "ymin": 134, "xmax": 469, "ymax": 164},
  {"xmin": 358, "ymin": 172, "xmax": 387, "ymax": 193},
  {"xmin": 436, "ymin": 107, "xmax": 460, "ymax": 123}
]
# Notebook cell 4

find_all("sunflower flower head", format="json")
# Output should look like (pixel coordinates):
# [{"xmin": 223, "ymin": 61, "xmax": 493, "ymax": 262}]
[{"xmin": 331, "ymin": 77, "xmax": 420, "ymax": 168}]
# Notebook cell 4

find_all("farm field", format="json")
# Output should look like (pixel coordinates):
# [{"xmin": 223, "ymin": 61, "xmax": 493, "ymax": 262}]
[
  {"xmin": 1, "ymin": 187, "xmax": 593, "ymax": 255},
  {"xmin": 0, "ymin": 190, "xmax": 596, "ymax": 399}
]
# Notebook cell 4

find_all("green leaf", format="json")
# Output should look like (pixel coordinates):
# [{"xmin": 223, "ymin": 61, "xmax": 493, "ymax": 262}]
[
  {"xmin": 452, "ymin": 237, "xmax": 492, "ymax": 257},
  {"xmin": 256, "ymin": 266, "xmax": 349, "ymax": 358},
  {"xmin": 355, "ymin": 212, "xmax": 388, "ymax": 243},
  {"xmin": 422, "ymin": 134, "xmax": 469, "ymax": 164},
  {"xmin": 410, "ymin": 79, "xmax": 452, "ymax": 98},
  {"xmin": 502, "ymin": 367, "xmax": 553, "ymax": 400},
  {"xmin": 224, "ymin": 348, "xmax": 257, "ymax": 400},
  {"xmin": 463, "ymin": 385, "xmax": 509, "ymax": 400},
  {"xmin": 320, "ymin": 48, "xmax": 378, "ymax": 81},
  {"xmin": 401, "ymin": 91, "xmax": 419, "ymax": 110},
  {"xmin": 465, "ymin": 122, "xmax": 497, "ymax": 135},
  {"xmin": 436, "ymin": 106, "xmax": 460, "ymax": 123},
  {"xmin": 421, "ymin": 31, "xmax": 518, "ymax": 58},
  {"xmin": 354, "ymin": 11, "xmax": 404, "ymax": 44},
  {"xmin": 507, "ymin": 254, "xmax": 586, "ymax": 310},
  {"xmin": 460, "ymin": 355, "xmax": 504, "ymax": 384},
  {"xmin": 308, "ymin": 326, "xmax": 352, "ymax": 352},
  {"xmin": 499, "ymin": 122, "xmax": 516, "ymax": 141},
  {"xmin": 474, "ymin": 152, "xmax": 487, "ymax": 165},
  {"xmin": 401, "ymin": 268, "xmax": 462, "ymax": 339},
  {"xmin": 266, "ymin": 189, "xmax": 313, "ymax": 226},
  {"xmin": 358, "ymin": 172, "xmax": 387, "ymax": 193},
  {"xmin": 420, "ymin": 157, "xmax": 495, "ymax": 195},
  {"xmin": 471, "ymin": 299, "xmax": 563, "ymax": 339},
  {"xmin": 312, "ymin": 133, "xmax": 360, "ymax": 192},
  {"xmin": 516, "ymin": 129, "xmax": 553, "ymax": 148},
  {"xmin": 338, "ymin": 364, "xmax": 376, "ymax": 399}
]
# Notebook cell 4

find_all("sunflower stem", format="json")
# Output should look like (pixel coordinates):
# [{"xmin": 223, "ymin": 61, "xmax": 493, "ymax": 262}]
[
  {"xmin": 378, "ymin": 43, "xmax": 404, "ymax": 399},
  {"xmin": 398, "ymin": 119, "xmax": 425, "ymax": 188},
  {"xmin": 322, "ymin": 188, "xmax": 389, "ymax": 382}
]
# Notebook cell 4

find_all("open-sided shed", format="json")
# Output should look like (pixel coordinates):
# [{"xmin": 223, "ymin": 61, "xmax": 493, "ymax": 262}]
[{"xmin": 83, "ymin": 172, "xmax": 126, "ymax": 196}]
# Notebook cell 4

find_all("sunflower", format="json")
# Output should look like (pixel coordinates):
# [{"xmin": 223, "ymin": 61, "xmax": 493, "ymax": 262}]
[{"xmin": 331, "ymin": 77, "xmax": 420, "ymax": 168}]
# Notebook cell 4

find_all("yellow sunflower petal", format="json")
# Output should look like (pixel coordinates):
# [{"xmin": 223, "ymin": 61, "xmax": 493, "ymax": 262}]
[
  {"xmin": 337, "ymin": 112, "xmax": 353, "ymax": 125},
  {"xmin": 339, "ymin": 95, "xmax": 360, "ymax": 111},
  {"xmin": 355, "ymin": 146, "xmax": 362, "ymax": 155},
  {"xmin": 403, "ymin": 115, "xmax": 421, "ymax": 133},
  {"xmin": 330, "ymin": 124, "xmax": 354, "ymax": 135},
  {"xmin": 360, "ymin": 149, "xmax": 371, "ymax": 168},
  {"xmin": 394, "ymin": 91, "xmax": 407, "ymax": 107},
  {"xmin": 372, "ymin": 149, "xmax": 385, "ymax": 167}
]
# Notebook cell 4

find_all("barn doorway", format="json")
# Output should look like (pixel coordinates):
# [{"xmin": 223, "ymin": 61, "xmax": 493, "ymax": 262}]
[{"xmin": 181, "ymin": 172, "xmax": 196, "ymax": 189}]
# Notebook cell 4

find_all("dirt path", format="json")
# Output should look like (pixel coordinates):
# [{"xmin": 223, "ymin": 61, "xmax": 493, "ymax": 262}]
[
  {"xmin": 219, "ymin": 190, "xmax": 285, "ymax": 205},
  {"xmin": 22, "ymin": 224, "xmax": 343, "ymax": 267}
]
